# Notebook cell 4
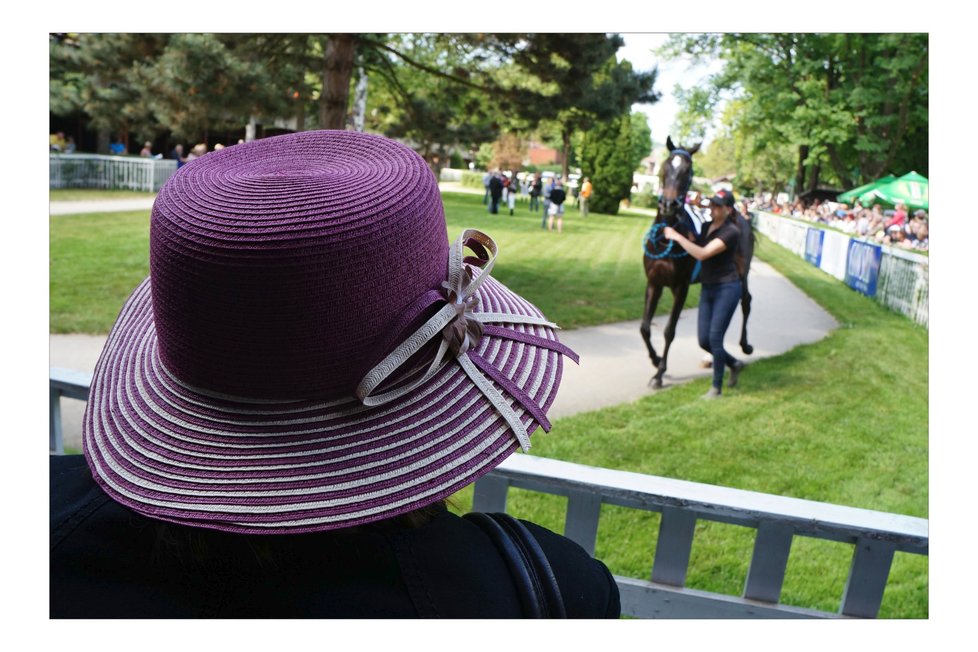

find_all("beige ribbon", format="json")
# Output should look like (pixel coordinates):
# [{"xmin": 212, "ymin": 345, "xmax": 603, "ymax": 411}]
[{"xmin": 355, "ymin": 229, "xmax": 558, "ymax": 451}]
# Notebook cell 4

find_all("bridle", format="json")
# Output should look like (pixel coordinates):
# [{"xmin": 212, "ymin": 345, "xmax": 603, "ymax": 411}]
[
  {"xmin": 658, "ymin": 148, "xmax": 694, "ymax": 218},
  {"xmin": 644, "ymin": 148, "xmax": 695, "ymax": 260}
]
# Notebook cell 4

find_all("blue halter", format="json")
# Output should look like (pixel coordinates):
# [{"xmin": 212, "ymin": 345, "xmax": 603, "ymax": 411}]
[{"xmin": 643, "ymin": 222, "xmax": 689, "ymax": 260}]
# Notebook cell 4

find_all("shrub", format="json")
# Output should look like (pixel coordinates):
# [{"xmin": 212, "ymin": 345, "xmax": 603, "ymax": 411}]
[
  {"xmin": 461, "ymin": 171, "xmax": 486, "ymax": 189},
  {"xmin": 631, "ymin": 189, "xmax": 658, "ymax": 210},
  {"xmin": 578, "ymin": 115, "xmax": 636, "ymax": 215}
]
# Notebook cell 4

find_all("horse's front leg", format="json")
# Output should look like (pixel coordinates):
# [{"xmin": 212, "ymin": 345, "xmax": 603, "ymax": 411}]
[
  {"xmin": 739, "ymin": 274, "xmax": 754, "ymax": 355},
  {"xmin": 653, "ymin": 282, "xmax": 690, "ymax": 389},
  {"xmin": 640, "ymin": 283, "xmax": 664, "ymax": 372}
]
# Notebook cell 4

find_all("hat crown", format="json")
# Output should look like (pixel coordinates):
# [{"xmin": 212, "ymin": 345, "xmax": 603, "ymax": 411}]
[{"xmin": 149, "ymin": 130, "xmax": 448, "ymax": 399}]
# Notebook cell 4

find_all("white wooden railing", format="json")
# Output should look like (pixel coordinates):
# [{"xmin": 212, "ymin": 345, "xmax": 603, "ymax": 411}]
[
  {"xmin": 50, "ymin": 368, "xmax": 927, "ymax": 618},
  {"xmin": 50, "ymin": 154, "xmax": 177, "ymax": 192},
  {"xmin": 473, "ymin": 455, "xmax": 927, "ymax": 619}
]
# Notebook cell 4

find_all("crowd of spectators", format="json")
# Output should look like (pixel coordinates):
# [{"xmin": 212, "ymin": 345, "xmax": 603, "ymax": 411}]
[{"xmin": 750, "ymin": 195, "xmax": 928, "ymax": 252}]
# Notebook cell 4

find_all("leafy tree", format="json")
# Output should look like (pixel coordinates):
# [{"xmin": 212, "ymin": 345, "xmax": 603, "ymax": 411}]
[
  {"xmin": 50, "ymin": 33, "xmax": 169, "ymax": 152},
  {"xmin": 578, "ymin": 111, "xmax": 644, "ymax": 215},
  {"xmin": 365, "ymin": 34, "xmax": 499, "ymax": 172},
  {"xmin": 496, "ymin": 34, "xmax": 660, "ymax": 180},
  {"xmin": 51, "ymin": 33, "xmax": 294, "ymax": 148},
  {"xmin": 665, "ymin": 33, "xmax": 928, "ymax": 194},
  {"xmin": 696, "ymin": 134, "xmax": 737, "ymax": 181},
  {"xmin": 670, "ymin": 85, "xmax": 716, "ymax": 145},
  {"xmin": 130, "ymin": 34, "xmax": 285, "ymax": 143},
  {"xmin": 475, "ymin": 143, "xmax": 494, "ymax": 170},
  {"xmin": 629, "ymin": 112, "xmax": 653, "ymax": 170},
  {"xmin": 489, "ymin": 134, "xmax": 525, "ymax": 171}
]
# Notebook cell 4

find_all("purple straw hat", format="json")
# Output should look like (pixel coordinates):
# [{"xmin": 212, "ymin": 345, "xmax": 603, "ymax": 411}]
[{"xmin": 83, "ymin": 130, "xmax": 577, "ymax": 534}]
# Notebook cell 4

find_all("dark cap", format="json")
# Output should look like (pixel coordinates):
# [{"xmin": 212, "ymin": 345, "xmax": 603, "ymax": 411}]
[{"xmin": 708, "ymin": 189, "xmax": 736, "ymax": 207}]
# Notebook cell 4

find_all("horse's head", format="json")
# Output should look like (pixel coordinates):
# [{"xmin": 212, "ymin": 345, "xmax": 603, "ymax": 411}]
[{"xmin": 658, "ymin": 136, "xmax": 701, "ymax": 224}]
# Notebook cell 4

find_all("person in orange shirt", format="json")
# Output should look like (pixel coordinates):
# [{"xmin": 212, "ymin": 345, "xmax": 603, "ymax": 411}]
[{"xmin": 580, "ymin": 177, "xmax": 592, "ymax": 217}]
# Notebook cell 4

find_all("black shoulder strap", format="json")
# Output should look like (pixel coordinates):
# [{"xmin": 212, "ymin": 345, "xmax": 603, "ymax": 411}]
[{"xmin": 463, "ymin": 512, "xmax": 567, "ymax": 618}]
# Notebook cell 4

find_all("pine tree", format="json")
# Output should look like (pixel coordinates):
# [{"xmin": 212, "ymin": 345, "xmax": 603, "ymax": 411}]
[{"xmin": 580, "ymin": 113, "xmax": 640, "ymax": 215}]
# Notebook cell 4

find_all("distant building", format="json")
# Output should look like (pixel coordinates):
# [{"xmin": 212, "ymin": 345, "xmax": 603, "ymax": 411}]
[{"xmin": 526, "ymin": 141, "xmax": 560, "ymax": 167}]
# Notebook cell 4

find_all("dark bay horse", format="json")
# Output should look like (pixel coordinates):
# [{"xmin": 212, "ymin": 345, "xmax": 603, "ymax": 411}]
[{"xmin": 640, "ymin": 137, "xmax": 754, "ymax": 389}]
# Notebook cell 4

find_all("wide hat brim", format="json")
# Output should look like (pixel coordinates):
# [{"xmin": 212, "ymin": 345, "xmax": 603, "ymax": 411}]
[{"xmin": 83, "ymin": 272, "xmax": 565, "ymax": 534}]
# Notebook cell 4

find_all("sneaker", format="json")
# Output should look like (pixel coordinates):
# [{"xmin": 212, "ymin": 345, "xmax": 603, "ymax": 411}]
[
  {"xmin": 728, "ymin": 361, "xmax": 745, "ymax": 388},
  {"xmin": 701, "ymin": 387, "xmax": 722, "ymax": 400}
]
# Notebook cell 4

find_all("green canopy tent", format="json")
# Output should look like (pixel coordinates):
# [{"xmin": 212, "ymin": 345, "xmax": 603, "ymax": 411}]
[
  {"xmin": 837, "ymin": 175, "xmax": 896, "ymax": 205},
  {"xmin": 871, "ymin": 171, "xmax": 928, "ymax": 210}
]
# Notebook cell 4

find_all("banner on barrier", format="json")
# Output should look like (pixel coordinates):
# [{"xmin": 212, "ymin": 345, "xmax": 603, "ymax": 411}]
[
  {"xmin": 845, "ymin": 240, "xmax": 883, "ymax": 297},
  {"xmin": 804, "ymin": 228, "xmax": 825, "ymax": 267}
]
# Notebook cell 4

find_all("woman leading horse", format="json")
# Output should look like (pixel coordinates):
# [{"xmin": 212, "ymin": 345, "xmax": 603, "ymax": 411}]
[{"xmin": 663, "ymin": 189, "xmax": 747, "ymax": 399}]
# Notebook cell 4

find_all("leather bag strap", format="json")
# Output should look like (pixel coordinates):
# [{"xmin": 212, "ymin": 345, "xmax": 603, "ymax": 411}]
[{"xmin": 464, "ymin": 512, "xmax": 567, "ymax": 618}]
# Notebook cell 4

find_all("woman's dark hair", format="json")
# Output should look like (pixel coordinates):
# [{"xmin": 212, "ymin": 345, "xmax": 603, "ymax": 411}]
[{"xmin": 151, "ymin": 499, "xmax": 449, "ymax": 569}]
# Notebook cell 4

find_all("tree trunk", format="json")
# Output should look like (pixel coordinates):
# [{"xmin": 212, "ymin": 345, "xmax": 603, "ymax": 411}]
[
  {"xmin": 320, "ymin": 34, "xmax": 358, "ymax": 130},
  {"xmin": 296, "ymin": 100, "xmax": 306, "ymax": 132},
  {"xmin": 352, "ymin": 67, "xmax": 368, "ymax": 132},
  {"xmin": 795, "ymin": 145, "xmax": 809, "ymax": 196},
  {"xmin": 561, "ymin": 128, "xmax": 571, "ymax": 181},
  {"xmin": 825, "ymin": 143, "xmax": 852, "ymax": 189},
  {"xmin": 96, "ymin": 129, "xmax": 111, "ymax": 155},
  {"xmin": 806, "ymin": 163, "xmax": 821, "ymax": 195}
]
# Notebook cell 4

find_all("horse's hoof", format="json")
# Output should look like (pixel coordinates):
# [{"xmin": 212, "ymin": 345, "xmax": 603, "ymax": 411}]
[
  {"xmin": 648, "ymin": 377, "xmax": 663, "ymax": 389},
  {"xmin": 651, "ymin": 355, "xmax": 661, "ymax": 368},
  {"xmin": 742, "ymin": 344, "xmax": 754, "ymax": 355}
]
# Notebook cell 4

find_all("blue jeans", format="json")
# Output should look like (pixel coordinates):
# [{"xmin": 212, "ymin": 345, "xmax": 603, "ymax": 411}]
[{"xmin": 698, "ymin": 280, "xmax": 742, "ymax": 390}]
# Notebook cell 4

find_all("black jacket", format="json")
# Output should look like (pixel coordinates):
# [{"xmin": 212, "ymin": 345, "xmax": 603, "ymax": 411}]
[
  {"xmin": 488, "ymin": 176, "xmax": 503, "ymax": 199},
  {"xmin": 50, "ymin": 455, "xmax": 620, "ymax": 618}
]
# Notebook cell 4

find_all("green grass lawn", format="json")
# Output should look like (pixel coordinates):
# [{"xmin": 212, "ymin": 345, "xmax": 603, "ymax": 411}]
[
  {"xmin": 446, "ymin": 230, "xmax": 928, "ymax": 618},
  {"xmin": 50, "ymin": 211, "xmax": 151, "ymax": 333},
  {"xmin": 50, "ymin": 188, "xmax": 157, "ymax": 202},
  {"xmin": 50, "ymin": 191, "xmax": 927, "ymax": 616},
  {"xmin": 50, "ymin": 192, "xmax": 689, "ymax": 333}
]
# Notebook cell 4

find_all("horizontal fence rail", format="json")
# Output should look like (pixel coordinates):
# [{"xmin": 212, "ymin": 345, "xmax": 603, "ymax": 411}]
[
  {"xmin": 50, "ymin": 369, "xmax": 927, "ymax": 618},
  {"xmin": 49, "ymin": 368, "xmax": 92, "ymax": 455},
  {"xmin": 473, "ymin": 454, "xmax": 928, "ymax": 619},
  {"xmin": 753, "ymin": 211, "xmax": 928, "ymax": 327},
  {"xmin": 50, "ymin": 154, "xmax": 177, "ymax": 192}
]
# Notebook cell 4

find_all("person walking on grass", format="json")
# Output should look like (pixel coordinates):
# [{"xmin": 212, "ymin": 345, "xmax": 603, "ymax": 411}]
[
  {"xmin": 507, "ymin": 173, "xmax": 518, "ymax": 216},
  {"xmin": 488, "ymin": 171, "xmax": 503, "ymax": 214},
  {"xmin": 663, "ymin": 189, "xmax": 746, "ymax": 399},
  {"xmin": 542, "ymin": 176, "xmax": 555, "ymax": 228},
  {"xmin": 548, "ymin": 179, "xmax": 567, "ymax": 233},
  {"xmin": 483, "ymin": 170, "xmax": 491, "ymax": 204},
  {"xmin": 579, "ymin": 177, "xmax": 592, "ymax": 217},
  {"xmin": 529, "ymin": 172, "xmax": 543, "ymax": 213}
]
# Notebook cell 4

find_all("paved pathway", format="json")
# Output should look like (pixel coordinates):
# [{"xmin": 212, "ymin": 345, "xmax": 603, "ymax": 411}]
[
  {"xmin": 50, "ymin": 198, "xmax": 157, "ymax": 215},
  {"xmin": 49, "ymin": 196, "xmax": 839, "ymax": 449}
]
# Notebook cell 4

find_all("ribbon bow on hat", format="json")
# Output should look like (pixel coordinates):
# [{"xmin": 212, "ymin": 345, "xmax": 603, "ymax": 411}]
[{"xmin": 356, "ymin": 229, "xmax": 578, "ymax": 451}]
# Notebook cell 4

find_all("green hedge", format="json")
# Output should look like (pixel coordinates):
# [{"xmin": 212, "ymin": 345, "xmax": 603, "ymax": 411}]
[
  {"xmin": 631, "ymin": 189, "xmax": 658, "ymax": 210},
  {"xmin": 461, "ymin": 171, "xmax": 486, "ymax": 189}
]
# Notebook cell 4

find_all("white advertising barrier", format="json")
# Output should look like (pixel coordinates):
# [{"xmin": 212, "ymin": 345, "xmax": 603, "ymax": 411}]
[
  {"xmin": 819, "ymin": 230, "xmax": 851, "ymax": 281},
  {"xmin": 753, "ymin": 211, "xmax": 928, "ymax": 328}
]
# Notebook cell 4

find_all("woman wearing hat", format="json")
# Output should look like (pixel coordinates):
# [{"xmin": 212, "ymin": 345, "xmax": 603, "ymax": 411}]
[
  {"xmin": 50, "ymin": 131, "xmax": 619, "ymax": 618},
  {"xmin": 663, "ymin": 189, "xmax": 747, "ymax": 399}
]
